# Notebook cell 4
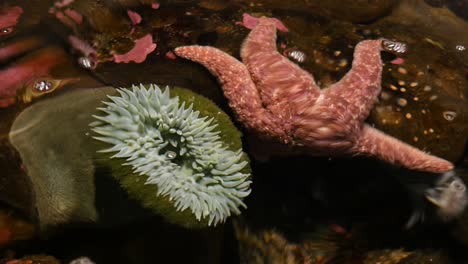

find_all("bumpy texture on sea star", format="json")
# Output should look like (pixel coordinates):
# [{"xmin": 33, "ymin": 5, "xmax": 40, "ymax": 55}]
[{"xmin": 174, "ymin": 17, "xmax": 453, "ymax": 173}]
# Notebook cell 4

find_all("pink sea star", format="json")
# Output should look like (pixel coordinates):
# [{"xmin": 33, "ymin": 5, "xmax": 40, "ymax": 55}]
[{"xmin": 174, "ymin": 17, "xmax": 453, "ymax": 173}]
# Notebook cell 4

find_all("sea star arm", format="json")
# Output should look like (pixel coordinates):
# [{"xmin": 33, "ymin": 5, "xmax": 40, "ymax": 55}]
[
  {"xmin": 174, "ymin": 45, "xmax": 291, "ymax": 143},
  {"xmin": 353, "ymin": 124, "xmax": 454, "ymax": 173},
  {"xmin": 322, "ymin": 39, "xmax": 385, "ymax": 127},
  {"xmin": 240, "ymin": 17, "xmax": 320, "ymax": 118}
]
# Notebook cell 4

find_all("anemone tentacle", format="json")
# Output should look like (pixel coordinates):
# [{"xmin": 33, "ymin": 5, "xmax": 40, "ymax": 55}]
[{"xmin": 91, "ymin": 84, "xmax": 251, "ymax": 226}]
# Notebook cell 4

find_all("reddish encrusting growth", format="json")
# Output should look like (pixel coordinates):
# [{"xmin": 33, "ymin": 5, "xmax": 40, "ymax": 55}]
[
  {"xmin": 50, "ymin": 0, "xmax": 82, "ymax": 29},
  {"xmin": 175, "ymin": 16, "xmax": 453, "ymax": 173},
  {"xmin": 113, "ymin": 34, "xmax": 156, "ymax": 63},
  {"xmin": 127, "ymin": 10, "xmax": 142, "ymax": 25},
  {"xmin": 0, "ymin": 47, "xmax": 67, "ymax": 108},
  {"xmin": 55, "ymin": 11, "xmax": 75, "ymax": 28},
  {"xmin": 0, "ymin": 228, "xmax": 12, "ymax": 245},
  {"xmin": 151, "ymin": 2, "xmax": 160, "ymax": 9},
  {"xmin": 0, "ymin": 36, "xmax": 46, "ymax": 63},
  {"xmin": 54, "ymin": 0, "xmax": 74, "ymax": 8},
  {"xmin": 165, "ymin": 51, "xmax": 177, "ymax": 60},
  {"xmin": 64, "ymin": 8, "xmax": 83, "ymax": 24},
  {"xmin": 390, "ymin": 57, "xmax": 405, "ymax": 64},
  {"xmin": 0, "ymin": 6, "xmax": 23, "ymax": 35}
]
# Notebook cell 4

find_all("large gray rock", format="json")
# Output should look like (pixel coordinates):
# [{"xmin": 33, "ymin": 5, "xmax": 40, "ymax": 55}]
[{"xmin": 9, "ymin": 87, "xmax": 116, "ymax": 230}]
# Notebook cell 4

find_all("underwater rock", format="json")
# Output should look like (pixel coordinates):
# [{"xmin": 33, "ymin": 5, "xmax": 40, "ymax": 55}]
[
  {"xmin": 363, "ymin": 249, "xmax": 451, "ymax": 264},
  {"xmin": 57, "ymin": 0, "xmax": 466, "ymax": 164},
  {"xmin": 5, "ymin": 255, "xmax": 60, "ymax": 264},
  {"xmin": 363, "ymin": 249, "xmax": 412, "ymax": 263},
  {"xmin": 426, "ymin": 0, "xmax": 468, "ymax": 20},
  {"xmin": 91, "ymin": 84, "xmax": 251, "ymax": 228},
  {"xmin": 175, "ymin": 17, "xmax": 454, "ymax": 173},
  {"xmin": 234, "ymin": 221, "xmax": 312, "ymax": 264},
  {"xmin": 8, "ymin": 83, "xmax": 250, "ymax": 230},
  {"xmin": 235, "ymin": 219, "xmax": 454, "ymax": 264},
  {"xmin": 50, "ymin": 0, "xmax": 159, "ymax": 66},
  {"xmin": 69, "ymin": 256, "xmax": 95, "ymax": 264},
  {"xmin": 8, "ymin": 87, "xmax": 115, "ymax": 230},
  {"xmin": 0, "ymin": 207, "xmax": 35, "ymax": 247},
  {"xmin": 235, "ymin": 0, "xmax": 397, "ymax": 23},
  {"xmin": 24, "ymin": 1, "xmax": 467, "ymax": 70},
  {"xmin": 0, "ymin": 0, "xmax": 464, "ymax": 261},
  {"xmin": 385, "ymin": 0, "xmax": 468, "ymax": 68},
  {"xmin": 36, "ymin": 216, "xmax": 224, "ymax": 263},
  {"xmin": 58, "ymin": 1, "xmax": 130, "ymax": 34},
  {"xmin": 367, "ymin": 0, "xmax": 468, "ymax": 162},
  {"xmin": 0, "ymin": 137, "xmax": 35, "ymax": 219},
  {"xmin": 251, "ymin": 3, "xmax": 467, "ymax": 163},
  {"xmin": 234, "ymin": 150, "xmax": 466, "ymax": 261}
]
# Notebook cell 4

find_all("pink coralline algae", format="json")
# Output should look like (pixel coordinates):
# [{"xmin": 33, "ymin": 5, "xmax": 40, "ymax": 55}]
[
  {"xmin": 390, "ymin": 57, "xmax": 405, "ymax": 65},
  {"xmin": 151, "ymin": 2, "xmax": 160, "ymax": 9},
  {"xmin": 238, "ymin": 13, "xmax": 289, "ymax": 32},
  {"xmin": 0, "ymin": 6, "xmax": 23, "ymax": 36},
  {"xmin": 127, "ymin": 10, "xmax": 142, "ymax": 25},
  {"xmin": 54, "ymin": 0, "xmax": 74, "ymax": 8},
  {"xmin": 64, "ymin": 8, "xmax": 83, "ymax": 24},
  {"xmin": 165, "ymin": 51, "xmax": 177, "ymax": 60},
  {"xmin": 113, "ymin": 34, "xmax": 156, "ymax": 63},
  {"xmin": 55, "ymin": 11, "xmax": 75, "ymax": 28},
  {"xmin": 175, "ymin": 17, "xmax": 453, "ymax": 173},
  {"xmin": 50, "ymin": 0, "xmax": 82, "ymax": 28}
]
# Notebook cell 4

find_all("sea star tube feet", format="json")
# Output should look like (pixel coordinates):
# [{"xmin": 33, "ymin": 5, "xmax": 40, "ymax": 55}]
[{"xmin": 174, "ymin": 17, "xmax": 454, "ymax": 173}]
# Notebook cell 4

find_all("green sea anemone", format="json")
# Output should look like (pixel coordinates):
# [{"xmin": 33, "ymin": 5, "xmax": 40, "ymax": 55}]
[{"xmin": 90, "ymin": 84, "xmax": 251, "ymax": 228}]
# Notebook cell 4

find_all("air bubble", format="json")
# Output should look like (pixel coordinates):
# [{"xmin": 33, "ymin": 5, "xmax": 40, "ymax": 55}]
[
  {"xmin": 165, "ymin": 151, "xmax": 177, "ymax": 159},
  {"xmin": 443, "ymin": 111, "xmax": 456, "ymax": 121},
  {"xmin": 34, "ymin": 80, "xmax": 53, "ymax": 92}
]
